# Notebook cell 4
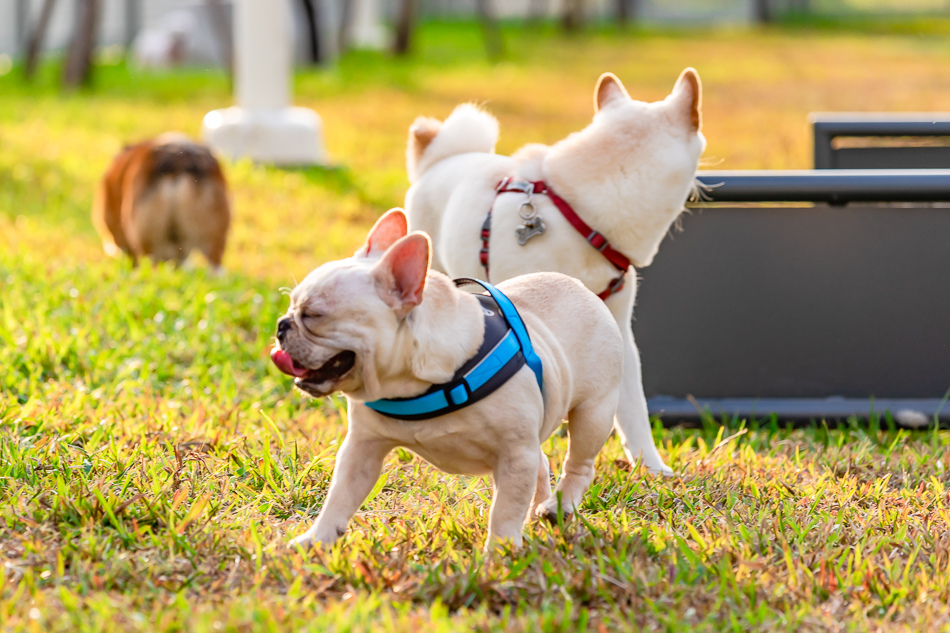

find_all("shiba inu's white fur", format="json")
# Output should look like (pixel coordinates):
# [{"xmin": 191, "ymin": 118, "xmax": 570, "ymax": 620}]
[
  {"xmin": 407, "ymin": 104, "xmax": 499, "ymax": 183},
  {"xmin": 273, "ymin": 210, "xmax": 623, "ymax": 549},
  {"xmin": 405, "ymin": 70, "xmax": 705, "ymax": 475}
]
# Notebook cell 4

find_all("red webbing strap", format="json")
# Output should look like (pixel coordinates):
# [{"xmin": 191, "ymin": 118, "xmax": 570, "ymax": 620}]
[
  {"xmin": 479, "ymin": 211, "xmax": 492, "ymax": 280},
  {"xmin": 528, "ymin": 182, "xmax": 631, "ymax": 273},
  {"xmin": 595, "ymin": 274, "xmax": 626, "ymax": 301},
  {"xmin": 492, "ymin": 178, "xmax": 631, "ymax": 300}
]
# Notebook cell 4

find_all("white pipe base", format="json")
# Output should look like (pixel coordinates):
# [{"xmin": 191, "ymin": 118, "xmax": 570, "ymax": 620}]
[{"xmin": 202, "ymin": 106, "xmax": 326, "ymax": 165}]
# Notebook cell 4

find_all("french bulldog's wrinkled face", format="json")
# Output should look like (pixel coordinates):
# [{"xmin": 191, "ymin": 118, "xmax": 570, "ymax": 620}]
[
  {"xmin": 270, "ymin": 208, "xmax": 430, "ymax": 400},
  {"xmin": 273, "ymin": 260, "xmax": 379, "ymax": 398}
]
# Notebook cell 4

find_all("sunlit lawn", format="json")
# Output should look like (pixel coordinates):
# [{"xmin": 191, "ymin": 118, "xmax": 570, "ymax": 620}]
[{"xmin": 3, "ymin": 20, "xmax": 950, "ymax": 632}]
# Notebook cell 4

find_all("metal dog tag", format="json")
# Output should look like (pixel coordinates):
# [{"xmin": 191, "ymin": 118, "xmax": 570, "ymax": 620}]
[{"xmin": 516, "ymin": 216, "xmax": 547, "ymax": 245}]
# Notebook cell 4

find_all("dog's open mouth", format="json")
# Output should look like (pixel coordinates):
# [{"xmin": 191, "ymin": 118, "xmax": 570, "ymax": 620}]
[{"xmin": 271, "ymin": 348, "xmax": 356, "ymax": 385}]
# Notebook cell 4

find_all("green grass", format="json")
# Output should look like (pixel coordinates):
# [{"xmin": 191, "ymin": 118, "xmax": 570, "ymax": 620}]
[{"xmin": 3, "ymin": 20, "xmax": 950, "ymax": 632}]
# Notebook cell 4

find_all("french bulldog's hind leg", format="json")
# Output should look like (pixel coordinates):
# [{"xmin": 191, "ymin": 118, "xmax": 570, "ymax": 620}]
[
  {"xmin": 289, "ymin": 435, "xmax": 393, "ymax": 550},
  {"xmin": 536, "ymin": 396, "xmax": 616, "ymax": 523},
  {"xmin": 485, "ymin": 447, "xmax": 542, "ymax": 551},
  {"xmin": 531, "ymin": 447, "xmax": 553, "ymax": 509}
]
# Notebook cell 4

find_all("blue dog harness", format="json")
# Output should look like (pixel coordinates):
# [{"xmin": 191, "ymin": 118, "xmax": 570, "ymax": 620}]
[{"xmin": 364, "ymin": 279, "xmax": 543, "ymax": 421}]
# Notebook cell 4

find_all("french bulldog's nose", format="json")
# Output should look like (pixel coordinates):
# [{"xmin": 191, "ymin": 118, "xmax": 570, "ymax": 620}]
[{"xmin": 276, "ymin": 317, "xmax": 292, "ymax": 341}]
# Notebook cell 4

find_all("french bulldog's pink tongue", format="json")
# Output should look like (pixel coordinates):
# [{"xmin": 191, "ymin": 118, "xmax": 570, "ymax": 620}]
[{"xmin": 270, "ymin": 348, "xmax": 310, "ymax": 378}]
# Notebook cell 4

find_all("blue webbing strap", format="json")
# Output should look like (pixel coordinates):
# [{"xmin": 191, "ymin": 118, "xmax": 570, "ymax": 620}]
[
  {"xmin": 364, "ymin": 330, "xmax": 521, "ymax": 418},
  {"xmin": 459, "ymin": 279, "xmax": 544, "ymax": 392},
  {"xmin": 363, "ymin": 279, "xmax": 543, "ymax": 420}
]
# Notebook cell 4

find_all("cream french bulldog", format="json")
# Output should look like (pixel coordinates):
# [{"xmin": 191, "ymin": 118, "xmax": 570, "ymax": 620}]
[
  {"xmin": 405, "ymin": 69, "xmax": 706, "ymax": 476},
  {"xmin": 271, "ymin": 209, "xmax": 623, "ymax": 549}
]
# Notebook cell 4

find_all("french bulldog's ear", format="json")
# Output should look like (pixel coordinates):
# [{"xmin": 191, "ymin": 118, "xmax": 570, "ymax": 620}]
[
  {"xmin": 374, "ymin": 232, "xmax": 431, "ymax": 315},
  {"xmin": 356, "ymin": 208, "xmax": 409, "ymax": 258},
  {"xmin": 671, "ymin": 67, "xmax": 702, "ymax": 132},
  {"xmin": 594, "ymin": 72, "xmax": 630, "ymax": 113}
]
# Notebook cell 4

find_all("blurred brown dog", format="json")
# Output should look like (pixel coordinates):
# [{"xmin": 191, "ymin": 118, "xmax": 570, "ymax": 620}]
[{"xmin": 92, "ymin": 133, "xmax": 230, "ymax": 270}]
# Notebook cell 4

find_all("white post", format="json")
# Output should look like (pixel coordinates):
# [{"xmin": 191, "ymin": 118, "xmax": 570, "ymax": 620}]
[
  {"xmin": 235, "ymin": 0, "xmax": 290, "ymax": 110},
  {"xmin": 202, "ymin": 0, "xmax": 325, "ymax": 165}
]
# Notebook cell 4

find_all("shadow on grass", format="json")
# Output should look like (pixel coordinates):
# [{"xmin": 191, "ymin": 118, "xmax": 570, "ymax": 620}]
[{"xmin": 272, "ymin": 163, "xmax": 392, "ymax": 213}]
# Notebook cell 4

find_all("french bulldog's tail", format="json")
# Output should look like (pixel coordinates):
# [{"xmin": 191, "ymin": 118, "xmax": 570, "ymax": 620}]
[{"xmin": 407, "ymin": 103, "xmax": 499, "ymax": 183}]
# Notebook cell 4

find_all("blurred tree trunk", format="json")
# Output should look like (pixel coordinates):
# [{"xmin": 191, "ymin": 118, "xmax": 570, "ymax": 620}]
[
  {"xmin": 24, "ymin": 0, "xmax": 58, "ymax": 80},
  {"xmin": 15, "ymin": 0, "xmax": 29, "ymax": 53},
  {"xmin": 300, "ymin": 0, "xmax": 322, "ymax": 63},
  {"xmin": 753, "ymin": 0, "xmax": 773, "ymax": 23},
  {"xmin": 562, "ymin": 0, "xmax": 584, "ymax": 31},
  {"xmin": 63, "ymin": 0, "xmax": 101, "ymax": 87},
  {"xmin": 206, "ymin": 0, "xmax": 233, "ymax": 75},
  {"xmin": 124, "ymin": 0, "xmax": 139, "ymax": 46},
  {"xmin": 474, "ymin": 0, "xmax": 503, "ymax": 60},
  {"xmin": 338, "ymin": 0, "xmax": 353, "ymax": 53},
  {"xmin": 393, "ymin": 0, "xmax": 415, "ymax": 56},
  {"xmin": 616, "ymin": 0, "xmax": 637, "ymax": 24}
]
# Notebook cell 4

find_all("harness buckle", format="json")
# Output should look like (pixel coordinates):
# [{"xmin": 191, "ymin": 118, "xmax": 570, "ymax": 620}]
[
  {"xmin": 587, "ymin": 230, "xmax": 609, "ymax": 252},
  {"xmin": 501, "ymin": 180, "xmax": 535, "ymax": 195},
  {"xmin": 446, "ymin": 382, "xmax": 471, "ymax": 406}
]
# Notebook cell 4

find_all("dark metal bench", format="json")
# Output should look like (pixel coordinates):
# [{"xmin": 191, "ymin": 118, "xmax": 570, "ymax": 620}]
[
  {"xmin": 635, "ymin": 169, "xmax": 950, "ymax": 424},
  {"xmin": 812, "ymin": 113, "xmax": 950, "ymax": 169}
]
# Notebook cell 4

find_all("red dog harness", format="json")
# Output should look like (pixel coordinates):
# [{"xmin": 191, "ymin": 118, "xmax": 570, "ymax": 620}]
[{"xmin": 480, "ymin": 178, "xmax": 630, "ymax": 301}]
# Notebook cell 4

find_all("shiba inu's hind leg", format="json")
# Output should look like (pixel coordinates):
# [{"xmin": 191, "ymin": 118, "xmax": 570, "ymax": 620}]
[
  {"xmin": 615, "ymin": 326, "xmax": 673, "ymax": 476},
  {"xmin": 602, "ymin": 287, "xmax": 673, "ymax": 477}
]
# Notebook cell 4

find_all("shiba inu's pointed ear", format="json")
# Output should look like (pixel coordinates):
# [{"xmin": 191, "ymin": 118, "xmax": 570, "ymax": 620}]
[
  {"xmin": 594, "ymin": 72, "xmax": 630, "ymax": 113},
  {"xmin": 357, "ymin": 208, "xmax": 409, "ymax": 258},
  {"xmin": 672, "ymin": 67, "xmax": 702, "ymax": 132},
  {"xmin": 374, "ymin": 232, "xmax": 431, "ymax": 315}
]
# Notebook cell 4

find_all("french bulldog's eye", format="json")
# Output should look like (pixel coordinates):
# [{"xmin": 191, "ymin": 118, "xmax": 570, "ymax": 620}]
[{"xmin": 302, "ymin": 312, "xmax": 323, "ymax": 321}]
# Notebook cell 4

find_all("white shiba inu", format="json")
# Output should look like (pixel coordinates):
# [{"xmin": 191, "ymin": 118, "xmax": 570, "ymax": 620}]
[{"xmin": 404, "ymin": 69, "xmax": 705, "ymax": 475}]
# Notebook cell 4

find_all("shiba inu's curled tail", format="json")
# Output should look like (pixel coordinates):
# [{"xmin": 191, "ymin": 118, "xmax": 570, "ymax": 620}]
[{"xmin": 407, "ymin": 104, "xmax": 499, "ymax": 183}]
